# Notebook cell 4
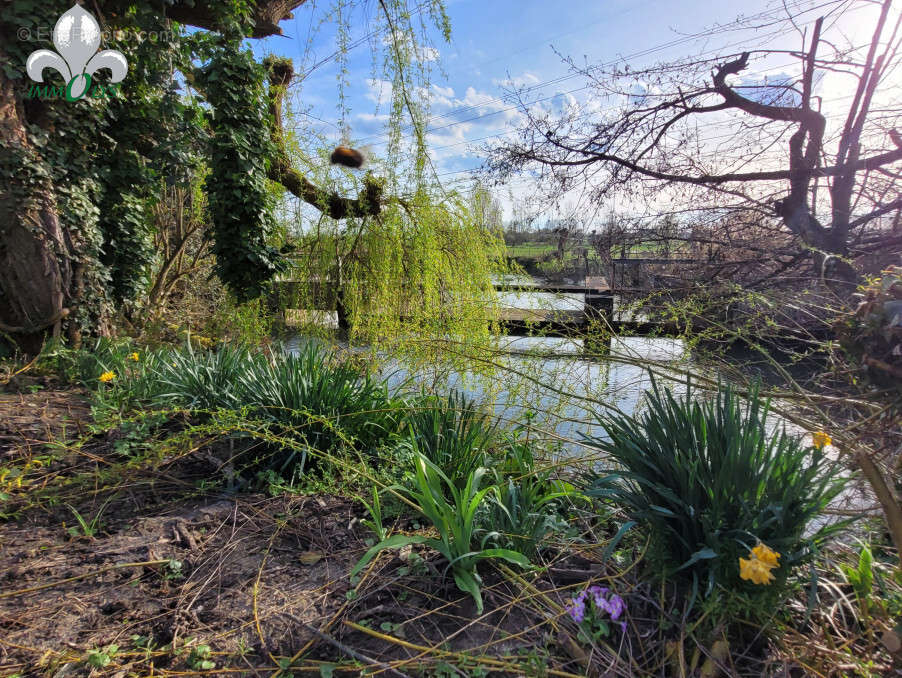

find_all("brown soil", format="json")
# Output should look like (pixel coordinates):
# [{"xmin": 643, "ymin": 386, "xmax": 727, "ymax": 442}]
[
  {"xmin": 0, "ymin": 388, "xmax": 593, "ymax": 677},
  {"xmin": 0, "ymin": 388, "xmax": 91, "ymax": 461}
]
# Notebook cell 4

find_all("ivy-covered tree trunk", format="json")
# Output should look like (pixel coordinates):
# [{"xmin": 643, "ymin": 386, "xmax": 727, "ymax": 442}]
[
  {"xmin": 0, "ymin": 55, "xmax": 75, "ymax": 353},
  {"xmin": 0, "ymin": 0, "xmax": 431, "ymax": 353}
]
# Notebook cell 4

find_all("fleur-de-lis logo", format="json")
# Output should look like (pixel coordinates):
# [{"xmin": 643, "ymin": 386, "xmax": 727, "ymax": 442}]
[{"xmin": 26, "ymin": 5, "xmax": 127, "ymax": 100}]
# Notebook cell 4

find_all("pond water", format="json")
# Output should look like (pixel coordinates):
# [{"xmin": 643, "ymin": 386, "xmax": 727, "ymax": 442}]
[
  {"xmin": 285, "ymin": 275, "xmax": 872, "ymax": 521},
  {"xmin": 380, "ymin": 335, "xmax": 689, "ymax": 457},
  {"xmin": 288, "ymin": 275, "xmax": 693, "ymax": 457}
]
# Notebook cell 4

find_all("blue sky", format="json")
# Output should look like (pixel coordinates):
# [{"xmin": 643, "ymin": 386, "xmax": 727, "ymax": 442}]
[{"xmin": 252, "ymin": 0, "xmax": 885, "ymax": 220}]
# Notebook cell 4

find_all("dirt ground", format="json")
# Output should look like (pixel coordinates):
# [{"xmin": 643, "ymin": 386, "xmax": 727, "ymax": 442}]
[{"xmin": 0, "ymin": 388, "xmax": 598, "ymax": 677}]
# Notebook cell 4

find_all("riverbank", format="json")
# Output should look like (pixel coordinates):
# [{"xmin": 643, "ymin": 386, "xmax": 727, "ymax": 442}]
[
  {"xmin": 0, "ymin": 384, "xmax": 625, "ymax": 676},
  {"xmin": 0, "ymin": 342, "xmax": 897, "ymax": 676}
]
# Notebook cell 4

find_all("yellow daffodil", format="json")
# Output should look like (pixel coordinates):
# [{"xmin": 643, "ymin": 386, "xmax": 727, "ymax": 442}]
[
  {"xmin": 99, "ymin": 371, "xmax": 116, "ymax": 383},
  {"xmin": 739, "ymin": 556, "xmax": 775, "ymax": 585},
  {"xmin": 751, "ymin": 543, "xmax": 780, "ymax": 568},
  {"xmin": 129, "ymin": 352, "xmax": 140, "ymax": 362},
  {"xmin": 811, "ymin": 431, "xmax": 832, "ymax": 449},
  {"xmin": 739, "ymin": 542, "xmax": 781, "ymax": 585}
]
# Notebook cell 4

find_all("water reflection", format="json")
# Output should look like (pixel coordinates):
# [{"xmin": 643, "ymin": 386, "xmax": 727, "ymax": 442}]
[{"xmin": 287, "ymin": 331, "xmax": 690, "ymax": 457}]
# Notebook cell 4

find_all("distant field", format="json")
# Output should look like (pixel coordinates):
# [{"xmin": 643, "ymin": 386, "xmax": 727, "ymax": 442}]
[
  {"xmin": 507, "ymin": 242, "xmax": 603, "ymax": 262},
  {"xmin": 507, "ymin": 241, "xmax": 684, "ymax": 260},
  {"xmin": 507, "ymin": 242, "xmax": 556, "ymax": 258}
]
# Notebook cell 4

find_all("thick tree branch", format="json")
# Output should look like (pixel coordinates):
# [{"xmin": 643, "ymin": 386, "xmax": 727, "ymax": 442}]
[
  {"xmin": 848, "ymin": 198, "xmax": 902, "ymax": 231},
  {"xmin": 164, "ymin": 0, "xmax": 308, "ymax": 38},
  {"xmin": 712, "ymin": 51, "xmax": 826, "ymax": 130},
  {"xmin": 543, "ymin": 145, "xmax": 902, "ymax": 186},
  {"xmin": 265, "ymin": 59, "xmax": 383, "ymax": 219}
]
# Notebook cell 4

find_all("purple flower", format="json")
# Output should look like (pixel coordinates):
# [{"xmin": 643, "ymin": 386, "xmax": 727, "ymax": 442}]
[
  {"xmin": 569, "ymin": 585, "xmax": 628, "ymax": 631},
  {"xmin": 567, "ymin": 589, "xmax": 588, "ymax": 623},
  {"xmin": 567, "ymin": 598, "xmax": 586, "ymax": 623},
  {"xmin": 589, "ymin": 586, "xmax": 609, "ymax": 609}
]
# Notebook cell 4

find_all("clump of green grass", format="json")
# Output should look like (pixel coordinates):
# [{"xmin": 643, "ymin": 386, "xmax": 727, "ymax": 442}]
[
  {"xmin": 352, "ymin": 452, "xmax": 531, "ymax": 613},
  {"xmin": 397, "ymin": 390, "xmax": 498, "ymax": 491},
  {"xmin": 42, "ymin": 339, "xmax": 406, "ymax": 481},
  {"xmin": 583, "ymin": 378, "xmax": 849, "ymax": 600},
  {"xmin": 481, "ymin": 441, "xmax": 577, "ymax": 558},
  {"xmin": 146, "ymin": 342, "xmax": 406, "ymax": 479},
  {"xmin": 148, "ymin": 342, "xmax": 261, "ymax": 411},
  {"xmin": 238, "ymin": 342, "xmax": 406, "ymax": 477}
]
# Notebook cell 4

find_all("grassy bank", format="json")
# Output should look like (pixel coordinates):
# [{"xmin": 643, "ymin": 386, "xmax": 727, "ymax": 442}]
[{"xmin": 0, "ymin": 339, "xmax": 897, "ymax": 676}]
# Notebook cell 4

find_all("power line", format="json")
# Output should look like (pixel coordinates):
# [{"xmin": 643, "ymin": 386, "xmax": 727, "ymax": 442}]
[
  {"xmin": 292, "ymin": 0, "xmax": 434, "ymax": 82},
  {"xmin": 342, "ymin": 0, "xmax": 850, "ymax": 145},
  {"xmin": 301, "ymin": 0, "xmax": 865, "ymax": 155},
  {"xmin": 289, "ymin": 0, "xmax": 830, "ymax": 135}
]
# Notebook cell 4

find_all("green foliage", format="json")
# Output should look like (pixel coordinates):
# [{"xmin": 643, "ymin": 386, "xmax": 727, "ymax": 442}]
[
  {"xmin": 65, "ymin": 497, "xmax": 113, "ymax": 538},
  {"xmin": 148, "ymin": 341, "xmax": 260, "ymax": 411},
  {"xmin": 398, "ymin": 391, "xmax": 498, "ymax": 491},
  {"xmin": 843, "ymin": 543, "xmax": 875, "ymax": 601},
  {"xmin": 481, "ymin": 445, "xmax": 575, "ymax": 558},
  {"xmin": 97, "ymin": 149, "xmax": 155, "ymax": 304},
  {"xmin": 360, "ymin": 486, "xmax": 388, "ymax": 542},
  {"xmin": 0, "ymin": 1, "xmax": 211, "ymax": 332},
  {"xmin": 1, "ymin": 0, "xmax": 484, "ymax": 347},
  {"xmin": 584, "ymin": 378, "xmax": 850, "ymax": 598},
  {"xmin": 165, "ymin": 558, "xmax": 184, "ymax": 581},
  {"xmin": 40, "ymin": 338, "xmax": 406, "ymax": 480},
  {"xmin": 135, "ymin": 341, "xmax": 402, "ymax": 478},
  {"xmin": 86, "ymin": 644, "xmax": 118, "ymax": 669},
  {"xmin": 842, "ymin": 543, "xmax": 876, "ymax": 620},
  {"xmin": 351, "ymin": 453, "xmax": 530, "ymax": 613},
  {"xmin": 239, "ymin": 341, "xmax": 403, "ymax": 459},
  {"xmin": 39, "ymin": 338, "xmax": 158, "ymax": 417},
  {"xmin": 838, "ymin": 265, "xmax": 902, "ymax": 391},
  {"xmin": 186, "ymin": 643, "xmax": 216, "ymax": 671},
  {"xmin": 202, "ymin": 42, "xmax": 286, "ymax": 301}
]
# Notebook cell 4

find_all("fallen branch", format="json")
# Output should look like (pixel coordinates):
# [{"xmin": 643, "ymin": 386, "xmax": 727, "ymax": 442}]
[{"xmin": 280, "ymin": 613, "xmax": 413, "ymax": 678}]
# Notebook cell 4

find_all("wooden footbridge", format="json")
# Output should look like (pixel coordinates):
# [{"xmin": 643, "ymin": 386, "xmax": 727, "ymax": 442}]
[
  {"xmin": 492, "ymin": 276, "xmax": 613, "ymax": 335},
  {"xmin": 271, "ymin": 275, "xmax": 617, "ymax": 336}
]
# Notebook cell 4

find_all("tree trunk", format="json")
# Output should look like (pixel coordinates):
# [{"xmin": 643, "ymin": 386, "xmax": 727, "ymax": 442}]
[{"xmin": 0, "ymin": 60, "xmax": 72, "ymax": 354}]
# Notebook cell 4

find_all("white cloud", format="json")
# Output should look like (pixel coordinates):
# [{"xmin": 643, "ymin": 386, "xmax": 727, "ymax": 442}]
[
  {"xmin": 419, "ymin": 46, "xmax": 440, "ymax": 62},
  {"xmin": 432, "ymin": 83, "xmax": 455, "ymax": 99},
  {"xmin": 492, "ymin": 72, "xmax": 541, "ymax": 89},
  {"xmin": 356, "ymin": 111, "xmax": 390, "ymax": 123},
  {"xmin": 364, "ymin": 78, "xmax": 393, "ymax": 106}
]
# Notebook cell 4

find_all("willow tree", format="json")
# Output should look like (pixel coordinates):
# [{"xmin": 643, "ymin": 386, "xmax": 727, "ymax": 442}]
[{"xmin": 0, "ymin": 0, "xmax": 494, "ymax": 354}]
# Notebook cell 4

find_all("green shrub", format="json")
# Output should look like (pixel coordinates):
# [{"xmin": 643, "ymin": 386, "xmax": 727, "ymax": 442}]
[
  {"xmin": 40, "ymin": 338, "xmax": 159, "ymax": 418},
  {"xmin": 351, "ymin": 453, "xmax": 530, "ymax": 613},
  {"xmin": 41, "ymin": 337, "xmax": 137, "ymax": 385},
  {"xmin": 584, "ymin": 378, "xmax": 849, "ymax": 598},
  {"xmin": 147, "ymin": 342, "xmax": 260, "ymax": 411},
  {"xmin": 480, "ymin": 440, "xmax": 575, "ymax": 558},
  {"xmin": 398, "ymin": 391, "xmax": 498, "ymax": 491},
  {"xmin": 239, "ymin": 342, "xmax": 405, "ymax": 476},
  {"xmin": 482, "ymin": 475, "xmax": 571, "ymax": 559},
  {"xmin": 139, "ymin": 342, "xmax": 404, "ymax": 479}
]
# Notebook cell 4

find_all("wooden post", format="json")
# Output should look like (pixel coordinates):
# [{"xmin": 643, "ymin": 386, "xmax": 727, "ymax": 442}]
[
  {"xmin": 335, "ymin": 255, "xmax": 350, "ymax": 332},
  {"xmin": 584, "ymin": 291, "xmax": 613, "ymax": 355}
]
